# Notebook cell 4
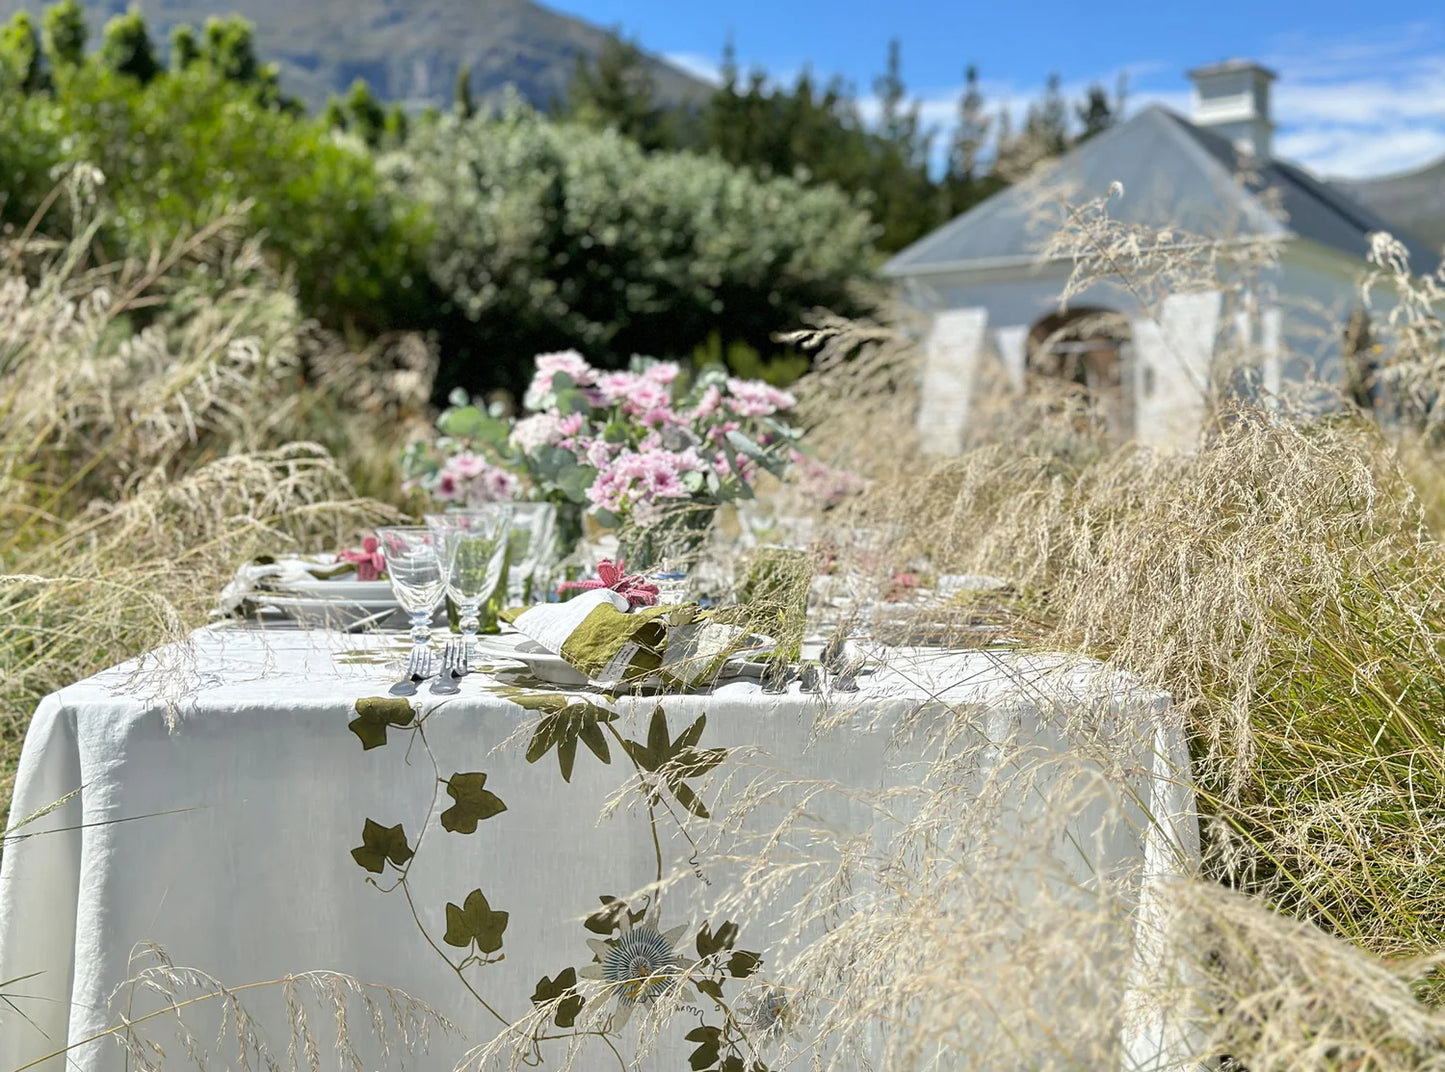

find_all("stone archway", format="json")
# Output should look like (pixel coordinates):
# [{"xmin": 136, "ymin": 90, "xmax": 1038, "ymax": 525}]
[{"xmin": 1026, "ymin": 306, "xmax": 1134, "ymax": 437}]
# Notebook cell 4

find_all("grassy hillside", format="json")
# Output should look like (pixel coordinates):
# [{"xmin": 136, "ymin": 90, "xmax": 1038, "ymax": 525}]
[
  {"xmin": 1336, "ymin": 155, "xmax": 1445, "ymax": 254},
  {"xmin": 0, "ymin": 0, "xmax": 711, "ymax": 110}
]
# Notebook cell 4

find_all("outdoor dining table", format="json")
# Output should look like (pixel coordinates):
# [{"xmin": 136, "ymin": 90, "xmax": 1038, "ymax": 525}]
[{"xmin": 0, "ymin": 622, "xmax": 1200, "ymax": 1071}]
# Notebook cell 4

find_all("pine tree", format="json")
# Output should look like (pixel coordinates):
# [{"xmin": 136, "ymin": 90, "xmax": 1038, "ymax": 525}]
[
  {"xmin": 0, "ymin": 10, "xmax": 48, "ymax": 94},
  {"xmin": 321, "ymin": 95, "xmax": 346, "ymax": 132},
  {"xmin": 874, "ymin": 39, "xmax": 923, "ymax": 166},
  {"xmin": 42, "ymin": 0, "xmax": 86, "ymax": 70},
  {"xmin": 454, "ymin": 63, "xmax": 475, "ymax": 119},
  {"xmin": 1034, "ymin": 72, "xmax": 1068, "ymax": 155},
  {"xmin": 383, "ymin": 103, "xmax": 409, "ymax": 147},
  {"xmin": 948, "ymin": 65, "xmax": 990, "ymax": 183},
  {"xmin": 1076, "ymin": 84, "xmax": 1115, "ymax": 141},
  {"xmin": 99, "ymin": 6, "xmax": 161, "ymax": 85},
  {"xmin": 564, "ymin": 34, "xmax": 668, "ymax": 150},
  {"xmin": 203, "ymin": 16, "xmax": 260, "ymax": 84},
  {"xmin": 343, "ymin": 78, "xmax": 386, "ymax": 147},
  {"xmin": 170, "ymin": 24, "xmax": 200, "ymax": 71}
]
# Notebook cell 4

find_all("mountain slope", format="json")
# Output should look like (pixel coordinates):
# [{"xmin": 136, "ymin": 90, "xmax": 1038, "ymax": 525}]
[
  {"xmin": 1333, "ymin": 155, "xmax": 1445, "ymax": 258},
  {"xmin": 0, "ymin": 0, "xmax": 710, "ymax": 111}
]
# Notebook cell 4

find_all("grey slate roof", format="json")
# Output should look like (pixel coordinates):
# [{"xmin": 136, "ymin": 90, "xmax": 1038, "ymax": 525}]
[{"xmin": 884, "ymin": 106, "xmax": 1441, "ymax": 277}]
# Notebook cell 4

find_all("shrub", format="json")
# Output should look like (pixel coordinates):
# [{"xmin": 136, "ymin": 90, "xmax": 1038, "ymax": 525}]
[
  {"xmin": 47, "ymin": 62, "xmax": 429, "ymax": 329},
  {"xmin": 384, "ymin": 104, "xmax": 878, "ymax": 397}
]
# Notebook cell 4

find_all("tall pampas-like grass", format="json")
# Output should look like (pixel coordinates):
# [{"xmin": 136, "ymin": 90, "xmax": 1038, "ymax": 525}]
[{"xmin": 0, "ymin": 180, "xmax": 428, "ymax": 805}]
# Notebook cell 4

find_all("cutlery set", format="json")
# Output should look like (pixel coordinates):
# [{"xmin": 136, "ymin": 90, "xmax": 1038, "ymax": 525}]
[
  {"xmin": 762, "ymin": 635, "xmax": 869, "ymax": 694},
  {"xmin": 389, "ymin": 639, "xmax": 471, "ymax": 696},
  {"xmin": 391, "ymin": 635, "xmax": 872, "ymax": 698}
]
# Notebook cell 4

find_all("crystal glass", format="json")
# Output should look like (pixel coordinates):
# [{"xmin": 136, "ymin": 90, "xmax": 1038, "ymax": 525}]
[
  {"xmin": 504, "ymin": 503, "xmax": 558, "ymax": 605},
  {"xmin": 375, "ymin": 527, "xmax": 446, "ymax": 655},
  {"xmin": 425, "ymin": 507, "xmax": 513, "ymax": 647}
]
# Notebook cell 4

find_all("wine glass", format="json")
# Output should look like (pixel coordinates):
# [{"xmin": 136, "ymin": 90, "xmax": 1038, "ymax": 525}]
[
  {"xmin": 375, "ymin": 527, "xmax": 446, "ymax": 658},
  {"xmin": 425, "ymin": 507, "xmax": 514, "ymax": 650},
  {"xmin": 504, "ymin": 503, "xmax": 558, "ymax": 605}
]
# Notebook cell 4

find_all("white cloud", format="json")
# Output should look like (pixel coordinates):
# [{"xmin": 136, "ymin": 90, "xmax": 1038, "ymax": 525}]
[
  {"xmin": 661, "ymin": 51, "xmax": 724, "ymax": 87},
  {"xmin": 682, "ymin": 26, "xmax": 1445, "ymax": 182},
  {"xmin": 847, "ymin": 24, "xmax": 1445, "ymax": 182}
]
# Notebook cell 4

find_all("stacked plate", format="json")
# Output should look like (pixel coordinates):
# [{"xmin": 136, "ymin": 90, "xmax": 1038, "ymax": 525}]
[{"xmin": 255, "ymin": 573, "xmax": 409, "ymax": 630}]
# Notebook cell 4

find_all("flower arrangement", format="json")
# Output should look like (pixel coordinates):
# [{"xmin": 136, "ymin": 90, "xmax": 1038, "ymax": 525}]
[{"xmin": 402, "ymin": 350, "xmax": 802, "ymax": 567}]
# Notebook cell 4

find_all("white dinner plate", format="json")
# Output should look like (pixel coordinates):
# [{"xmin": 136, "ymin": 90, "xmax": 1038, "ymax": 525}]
[
  {"xmin": 470, "ymin": 634, "xmax": 591, "ymax": 685},
  {"xmin": 276, "ymin": 578, "xmax": 397, "ymax": 601},
  {"xmin": 260, "ymin": 595, "xmax": 409, "ymax": 630},
  {"xmin": 471, "ymin": 632, "xmax": 776, "ymax": 688}
]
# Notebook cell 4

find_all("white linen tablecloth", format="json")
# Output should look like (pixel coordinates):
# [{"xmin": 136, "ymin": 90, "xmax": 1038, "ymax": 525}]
[{"xmin": 1, "ymin": 625, "xmax": 1200, "ymax": 1071}]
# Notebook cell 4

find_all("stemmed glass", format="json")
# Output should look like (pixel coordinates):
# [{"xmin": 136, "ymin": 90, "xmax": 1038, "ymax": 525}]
[
  {"xmin": 504, "ymin": 503, "xmax": 558, "ymax": 605},
  {"xmin": 375, "ymin": 527, "xmax": 446, "ymax": 659},
  {"xmin": 426, "ymin": 507, "xmax": 514, "ymax": 649}
]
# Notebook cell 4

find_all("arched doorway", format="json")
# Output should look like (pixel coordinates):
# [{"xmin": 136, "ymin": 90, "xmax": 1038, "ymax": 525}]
[{"xmin": 1026, "ymin": 306, "xmax": 1134, "ymax": 437}]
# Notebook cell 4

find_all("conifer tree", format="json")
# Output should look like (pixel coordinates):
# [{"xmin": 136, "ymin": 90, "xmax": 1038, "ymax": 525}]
[
  {"xmin": 42, "ymin": 0, "xmax": 86, "ymax": 70},
  {"xmin": 454, "ymin": 63, "xmax": 475, "ymax": 119},
  {"xmin": 0, "ymin": 10, "xmax": 47, "ymax": 94},
  {"xmin": 170, "ymin": 24, "xmax": 200, "ymax": 71},
  {"xmin": 99, "ymin": 6, "xmax": 161, "ymax": 85}
]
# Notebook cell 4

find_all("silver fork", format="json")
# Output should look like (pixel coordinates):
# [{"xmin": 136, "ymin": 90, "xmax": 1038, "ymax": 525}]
[
  {"xmin": 389, "ymin": 647, "xmax": 436, "ymax": 697},
  {"xmin": 430, "ymin": 639, "xmax": 465, "ymax": 695}
]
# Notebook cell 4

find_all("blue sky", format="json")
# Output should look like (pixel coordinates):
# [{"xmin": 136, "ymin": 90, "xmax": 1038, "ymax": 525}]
[{"xmin": 548, "ymin": 0, "xmax": 1445, "ymax": 179}]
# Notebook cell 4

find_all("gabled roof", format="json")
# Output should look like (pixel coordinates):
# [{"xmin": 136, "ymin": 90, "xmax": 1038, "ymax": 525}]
[{"xmin": 883, "ymin": 106, "xmax": 1441, "ymax": 277}]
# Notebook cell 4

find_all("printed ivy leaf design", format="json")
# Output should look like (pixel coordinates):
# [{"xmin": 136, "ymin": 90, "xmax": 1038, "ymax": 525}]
[
  {"xmin": 525, "ymin": 701, "xmax": 617, "ymax": 783},
  {"xmin": 622, "ymin": 707, "xmax": 727, "ymax": 818},
  {"xmin": 726, "ymin": 950, "xmax": 762, "ymax": 978},
  {"xmin": 440, "ymin": 772, "xmax": 507, "ymax": 834},
  {"xmin": 695, "ymin": 920, "xmax": 740, "ymax": 959},
  {"xmin": 531, "ymin": 967, "xmax": 585, "ymax": 1027},
  {"xmin": 351, "ymin": 819, "xmax": 414, "ymax": 873},
  {"xmin": 443, "ymin": 889, "xmax": 509, "ymax": 953},
  {"xmin": 685, "ymin": 1025, "xmax": 721, "ymax": 1070},
  {"xmin": 584, "ymin": 894, "xmax": 646, "ymax": 935},
  {"xmin": 348, "ymin": 697, "xmax": 415, "ymax": 750}
]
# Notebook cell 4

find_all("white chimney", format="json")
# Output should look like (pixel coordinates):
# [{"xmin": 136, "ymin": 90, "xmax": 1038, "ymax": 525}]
[{"xmin": 1187, "ymin": 60, "xmax": 1276, "ymax": 160}]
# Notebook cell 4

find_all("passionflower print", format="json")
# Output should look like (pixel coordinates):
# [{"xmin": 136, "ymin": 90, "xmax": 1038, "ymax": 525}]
[
  {"xmin": 739, "ymin": 986, "xmax": 797, "ymax": 1043},
  {"xmin": 578, "ymin": 913, "xmax": 691, "ymax": 1027}
]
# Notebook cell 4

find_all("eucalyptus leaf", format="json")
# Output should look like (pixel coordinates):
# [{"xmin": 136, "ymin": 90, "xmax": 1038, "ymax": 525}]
[{"xmin": 554, "ymin": 464, "xmax": 598, "ymax": 502}]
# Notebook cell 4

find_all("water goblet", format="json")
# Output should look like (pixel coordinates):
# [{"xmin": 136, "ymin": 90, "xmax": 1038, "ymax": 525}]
[
  {"xmin": 504, "ymin": 503, "xmax": 558, "ymax": 606},
  {"xmin": 375, "ymin": 526, "xmax": 446, "ymax": 660},
  {"xmin": 426, "ymin": 506, "xmax": 514, "ymax": 650}
]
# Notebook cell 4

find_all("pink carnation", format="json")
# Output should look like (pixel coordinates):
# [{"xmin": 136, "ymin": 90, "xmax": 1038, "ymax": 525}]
[
  {"xmin": 585, "ymin": 445, "xmax": 706, "ymax": 516},
  {"xmin": 595, "ymin": 371, "xmax": 642, "ymax": 404},
  {"xmin": 690, "ymin": 384, "xmax": 723, "ymax": 421},
  {"xmin": 510, "ymin": 414, "xmax": 564, "ymax": 453},
  {"xmin": 436, "ymin": 453, "xmax": 520, "ymax": 505},
  {"xmin": 724, "ymin": 377, "xmax": 797, "ymax": 418},
  {"xmin": 643, "ymin": 362, "xmax": 681, "ymax": 386},
  {"xmin": 523, "ymin": 350, "xmax": 598, "ymax": 411},
  {"xmin": 448, "ymin": 452, "xmax": 489, "ymax": 479}
]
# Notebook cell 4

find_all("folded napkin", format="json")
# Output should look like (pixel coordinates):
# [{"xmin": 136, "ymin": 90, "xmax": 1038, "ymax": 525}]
[
  {"xmin": 507, "ymin": 588, "xmax": 756, "ymax": 689},
  {"xmin": 216, "ymin": 555, "xmax": 338, "ymax": 617}
]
